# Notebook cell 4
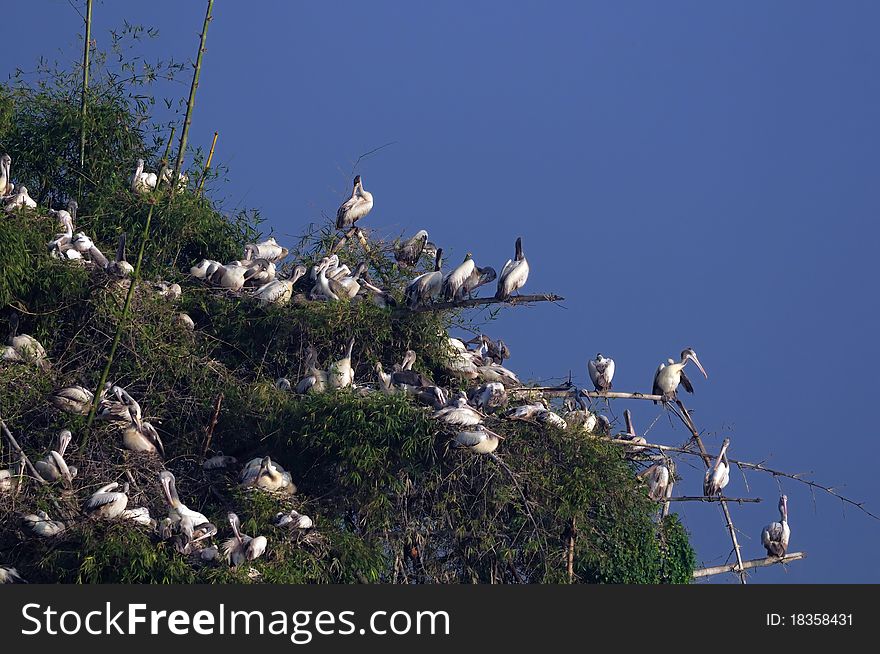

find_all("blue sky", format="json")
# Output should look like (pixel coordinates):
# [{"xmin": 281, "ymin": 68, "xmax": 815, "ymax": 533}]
[{"xmin": 5, "ymin": 1, "xmax": 879, "ymax": 582}]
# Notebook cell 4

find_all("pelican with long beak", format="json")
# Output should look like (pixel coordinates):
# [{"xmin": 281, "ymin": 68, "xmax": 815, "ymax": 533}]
[
  {"xmin": 441, "ymin": 253, "xmax": 475, "ymax": 302},
  {"xmin": 4, "ymin": 185, "xmax": 37, "ymax": 211},
  {"xmin": 107, "ymin": 233, "xmax": 134, "ymax": 277},
  {"xmin": 459, "ymin": 265, "xmax": 497, "ymax": 301},
  {"xmin": 328, "ymin": 337, "xmax": 355, "ymax": 389},
  {"xmin": 190, "ymin": 258, "xmax": 222, "ymax": 279},
  {"xmin": 703, "ymin": 438, "xmax": 731, "ymax": 497},
  {"xmin": 131, "ymin": 158, "xmax": 158, "ymax": 194},
  {"xmin": 495, "ymin": 237, "xmax": 529, "ymax": 300},
  {"xmin": 296, "ymin": 345, "xmax": 328, "ymax": 394},
  {"xmin": 159, "ymin": 470, "xmax": 216, "ymax": 540},
  {"xmin": 588, "ymin": 353, "xmax": 615, "ymax": 392},
  {"xmin": 395, "ymin": 230, "xmax": 429, "ymax": 267},
  {"xmin": 222, "ymin": 513, "xmax": 267, "ymax": 567},
  {"xmin": 617, "ymin": 409, "xmax": 646, "ymax": 454},
  {"xmin": 0, "ymin": 153, "xmax": 12, "ymax": 195},
  {"xmin": 405, "ymin": 248, "xmax": 444, "ymax": 308},
  {"xmin": 47, "ymin": 200, "xmax": 78, "ymax": 253},
  {"xmin": 239, "ymin": 456, "xmax": 297, "ymax": 495},
  {"xmin": 34, "ymin": 429, "xmax": 77, "ymax": 483},
  {"xmin": 85, "ymin": 482, "xmax": 129, "ymax": 520},
  {"xmin": 23, "ymin": 511, "xmax": 66, "ymax": 538},
  {"xmin": 254, "ymin": 264, "xmax": 306, "ymax": 306},
  {"xmin": 336, "ymin": 175, "xmax": 374, "ymax": 230},
  {"xmin": 468, "ymin": 382, "xmax": 508, "ymax": 411},
  {"xmin": 50, "ymin": 385, "xmax": 95, "ymax": 415},
  {"xmin": 210, "ymin": 260, "xmax": 268, "ymax": 292},
  {"xmin": 451, "ymin": 426, "xmax": 503, "ymax": 455},
  {"xmin": 6, "ymin": 313, "xmax": 49, "ymax": 370},
  {"xmin": 652, "ymin": 347, "xmax": 707, "ymax": 402},
  {"xmin": 761, "ymin": 495, "xmax": 791, "ymax": 557},
  {"xmin": 637, "ymin": 462, "xmax": 671, "ymax": 501},
  {"xmin": 97, "ymin": 384, "xmax": 141, "ymax": 425},
  {"xmin": 122, "ymin": 418, "xmax": 165, "ymax": 457},
  {"xmin": 433, "ymin": 394, "xmax": 484, "ymax": 428},
  {"xmin": 244, "ymin": 237, "xmax": 289, "ymax": 263}
]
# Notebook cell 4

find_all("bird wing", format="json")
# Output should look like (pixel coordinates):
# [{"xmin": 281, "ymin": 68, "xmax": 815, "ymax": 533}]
[
  {"xmin": 86, "ymin": 492, "xmax": 121, "ymax": 509},
  {"xmin": 680, "ymin": 369, "xmax": 695, "ymax": 394},
  {"xmin": 453, "ymin": 431, "xmax": 486, "ymax": 448},
  {"xmin": 652, "ymin": 364, "xmax": 665, "ymax": 396}
]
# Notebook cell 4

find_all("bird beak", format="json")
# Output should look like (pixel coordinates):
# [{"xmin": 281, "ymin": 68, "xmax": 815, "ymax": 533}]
[{"xmin": 689, "ymin": 352, "xmax": 708, "ymax": 378}]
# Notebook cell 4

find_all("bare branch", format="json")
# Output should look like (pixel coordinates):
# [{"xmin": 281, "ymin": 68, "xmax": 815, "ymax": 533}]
[
  {"xmin": 693, "ymin": 552, "xmax": 806, "ymax": 579},
  {"xmin": 405, "ymin": 293, "xmax": 564, "ymax": 314}
]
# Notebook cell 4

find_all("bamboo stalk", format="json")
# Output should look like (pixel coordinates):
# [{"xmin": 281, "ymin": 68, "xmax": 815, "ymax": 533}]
[
  {"xmin": 171, "ymin": 0, "xmax": 214, "ymax": 193},
  {"xmin": 405, "ymin": 293, "xmax": 565, "ymax": 314},
  {"xmin": 0, "ymin": 417, "xmax": 47, "ymax": 484},
  {"xmin": 155, "ymin": 126, "xmax": 177, "ymax": 194},
  {"xmin": 567, "ymin": 516, "xmax": 576, "ymax": 584},
  {"xmin": 693, "ymin": 552, "xmax": 805, "ymax": 579},
  {"xmin": 77, "ymin": 0, "xmax": 93, "ymax": 197},
  {"xmin": 196, "ymin": 131, "xmax": 218, "ymax": 196}
]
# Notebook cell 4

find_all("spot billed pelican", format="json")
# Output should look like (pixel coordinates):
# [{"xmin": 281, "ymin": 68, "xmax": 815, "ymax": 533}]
[
  {"xmin": 273, "ymin": 509, "xmax": 313, "ymax": 530},
  {"xmin": 404, "ymin": 248, "xmax": 444, "ymax": 308},
  {"xmin": 296, "ymin": 345, "xmax": 328, "ymax": 394},
  {"xmin": 122, "ymin": 418, "xmax": 165, "ymax": 457},
  {"xmin": 395, "ymin": 230, "xmax": 429, "ymax": 267},
  {"xmin": 336, "ymin": 175, "xmax": 374, "ymax": 230},
  {"xmin": 0, "ymin": 153, "xmax": 12, "ymax": 195},
  {"xmin": 85, "ymin": 482, "xmax": 129, "ymax": 519},
  {"xmin": 159, "ymin": 470, "xmax": 216, "ymax": 539},
  {"xmin": 50, "ymin": 385, "xmax": 95, "ymax": 415},
  {"xmin": 617, "ymin": 409, "xmax": 646, "ymax": 454},
  {"xmin": 476, "ymin": 362, "xmax": 520, "ymax": 386},
  {"xmin": 210, "ymin": 260, "xmax": 268, "ymax": 292},
  {"xmin": 34, "ymin": 429, "xmax": 77, "ymax": 483},
  {"xmin": 468, "ymin": 382, "xmax": 508, "ymax": 411},
  {"xmin": 6, "ymin": 313, "xmax": 49, "ymax": 370},
  {"xmin": 703, "ymin": 438, "xmax": 731, "ymax": 497},
  {"xmin": 0, "ymin": 565, "xmax": 26, "ymax": 583},
  {"xmin": 254, "ymin": 264, "xmax": 306, "ymax": 307},
  {"xmin": 239, "ymin": 456, "xmax": 297, "ymax": 495},
  {"xmin": 652, "ymin": 348, "xmax": 707, "ymax": 403},
  {"xmin": 3, "ymin": 186, "xmax": 37, "ymax": 211},
  {"xmin": 761, "ymin": 495, "xmax": 791, "ymax": 557},
  {"xmin": 588, "ymin": 353, "xmax": 615, "ymax": 392},
  {"xmin": 441, "ymin": 254, "xmax": 475, "ymax": 302},
  {"xmin": 190, "ymin": 258, "xmax": 222, "ymax": 279},
  {"xmin": 451, "ymin": 426, "xmax": 503, "ymax": 455},
  {"xmin": 637, "ymin": 463, "xmax": 671, "ymax": 501},
  {"xmin": 23, "ymin": 511, "xmax": 66, "ymax": 538},
  {"xmin": 244, "ymin": 237, "xmax": 289, "ymax": 263},
  {"xmin": 0, "ymin": 459, "xmax": 24, "ymax": 493},
  {"xmin": 459, "ymin": 265, "xmax": 497, "ymax": 300},
  {"xmin": 222, "ymin": 513, "xmax": 267, "ymax": 567},
  {"xmin": 328, "ymin": 337, "xmax": 355, "ymax": 389},
  {"xmin": 433, "ymin": 394, "xmax": 484, "ymax": 427},
  {"xmin": 131, "ymin": 158, "xmax": 158, "ymax": 194},
  {"xmin": 107, "ymin": 233, "xmax": 134, "ymax": 277},
  {"xmin": 495, "ymin": 237, "xmax": 529, "ymax": 300}
]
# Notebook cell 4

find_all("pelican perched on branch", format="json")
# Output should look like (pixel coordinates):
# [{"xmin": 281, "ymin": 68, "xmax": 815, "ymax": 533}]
[
  {"xmin": 637, "ymin": 463, "xmax": 670, "ymax": 501},
  {"xmin": 159, "ymin": 470, "xmax": 216, "ymax": 540},
  {"xmin": 222, "ymin": 513, "xmax": 267, "ymax": 567},
  {"xmin": 336, "ymin": 175, "xmax": 373, "ymax": 230},
  {"xmin": 395, "ymin": 230, "xmax": 429, "ymax": 267},
  {"xmin": 131, "ymin": 158, "xmax": 158, "ymax": 194},
  {"xmin": 34, "ymin": 429, "xmax": 77, "ymax": 483},
  {"xmin": 244, "ymin": 237, "xmax": 289, "ymax": 263},
  {"xmin": 459, "ymin": 265, "xmax": 497, "ymax": 300},
  {"xmin": 588, "ymin": 353, "xmax": 615, "ymax": 392},
  {"xmin": 23, "ymin": 511, "xmax": 66, "ymax": 538},
  {"xmin": 239, "ymin": 456, "xmax": 297, "ymax": 495},
  {"xmin": 652, "ymin": 348, "xmax": 707, "ymax": 402},
  {"xmin": 761, "ymin": 495, "xmax": 791, "ymax": 557},
  {"xmin": 617, "ymin": 409, "xmax": 646, "ymax": 454},
  {"xmin": 85, "ymin": 482, "xmax": 129, "ymax": 520},
  {"xmin": 441, "ymin": 254, "xmax": 475, "ymax": 302},
  {"xmin": 476, "ymin": 362, "xmax": 520, "ymax": 386},
  {"xmin": 495, "ymin": 237, "xmax": 529, "ymax": 300},
  {"xmin": 703, "ymin": 438, "xmax": 731, "ymax": 497},
  {"xmin": 328, "ymin": 337, "xmax": 355, "ymax": 389},
  {"xmin": 405, "ymin": 248, "xmax": 444, "ymax": 308},
  {"xmin": 451, "ymin": 426, "xmax": 503, "ymax": 454}
]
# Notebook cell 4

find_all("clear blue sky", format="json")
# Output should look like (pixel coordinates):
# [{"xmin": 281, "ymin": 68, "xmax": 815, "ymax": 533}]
[{"xmin": 5, "ymin": 1, "xmax": 879, "ymax": 582}]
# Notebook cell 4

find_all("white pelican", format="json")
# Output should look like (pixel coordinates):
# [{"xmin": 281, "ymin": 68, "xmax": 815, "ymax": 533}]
[
  {"xmin": 495, "ymin": 237, "xmax": 529, "ymax": 300},
  {"xmin": 405, "ymin": 249, "xmax": 444, "ymax": 308},
  {"xmin": 4, "ymin": 185, "xmax": 37, "ymax": 211},
  {"xmin": 159, "ymin": 470, "xmax": 216, "ymax": 539},
  {"xmin": 85, "ymin": 482, "xmax": 129, "ymax": 519},
  {"xmin": 254, "ymin": 264, "xmax": 306, "ymax": 307},
  {"xmin": 190, "ymin": 258, "xmax": 222, "ymax": 279},
  {"xmin": 244, "ymin": 237, "xmax": 288, "ymax": 263},
  {"xmin": 459, "ymin": 265, "xmax": 497, "ymax": 300},
  {"xmin": 336, "ymin": 175, "xmax": 373, "ymax": 230},
  {"xmin": 395, "ymin": 230, "xmax": 428, "ymax": 267},
  {"xmin": 588, "ymin": 353, "xmax": 615, "ymax": 392},
  {"xmin": 273, "ymin": 509, "xmax": 313, "ymax": 530},
  {"xmin": 328, "ymin": 337, "xmax": 355, "ymax": 389},
  {"xmin": 222, "ymin": 513, "xmax": 267, "ymax": 567},
  {"xmin": 468, "ymin": 382, "xmax": 508, "ymax": 411},
  {"xmin": 451, "ymin": 426, "xmax": 503, "ymax": 455},
  {"xmin": 761, "ymin": 495, "xmax": 791, "ymax": 557},
  {"xmin": 50, "ymin": 385, "xmax": 94, "ymax": 415},
  {"xmin": 0, "ymin": 153, "xmax": 12, "ymax": 195},
  {"xmin": 637, "ymin": 463, "xmax": 671, "ymax": 501},
  {"xmin": 122, "ymin": 419, "xmax": 164, "ymax": 457},
  {"xmin": 441, "ymin": 253, "xmax": 475, "ymax": 302},
  {"xmin": 0, "ymin": 459, "xmax": 24, "ymax": 493},
  {"xmin": 23, "ymin": 511, "xmax": 66, "ymax": 538},
  {"xmin": 476, "ymin": 362, "xmax": 520, "ymax": 386},
  {"xmin": 652, "ymin": 348, "xmax": 707, "ymax": 402},
  {"xmin": 34, "ymin": 429, "xmax": 77, "ymax": 483},
  {"xmin": 0, "ymin": 566, "xmax": 25, "ymax": 584},
  {"xmin": 239, "ymin": 456, "xmax": 297, "ymax": 495},
  {"xmin": 107, "ymin": 233, "xmax": 134, "ymax": 277},
  {"xmin": 6, "ymin": 314, "xmax": 49, "ymax": 369},
  {"xmin": 703, "ymin": 438, "xmax": 731, "ymax": 497},
  {"xmin": 433, "ymin": 394, "xmax": 484, "ymax": 427},
  {"xmin": 159, "ymin": 166, "xmax": 188, "ymax": 191},
  {"xmin": 203, "ymin": 454, "xmax": 238, "ymax": 470},
  {"xmin": 131, "ymin": 158, "xmax": 158, "ymax": 194}
]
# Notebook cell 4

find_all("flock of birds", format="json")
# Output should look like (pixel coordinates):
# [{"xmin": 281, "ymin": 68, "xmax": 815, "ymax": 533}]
[{"xmin": 0, "ymin": 157, "xmax": 790, "ymax": 583}]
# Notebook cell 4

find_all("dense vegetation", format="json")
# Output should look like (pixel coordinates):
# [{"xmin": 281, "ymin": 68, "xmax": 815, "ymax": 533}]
[{"xmin": 0, "ymin": 34, "xmax": 694, "ymax": 584}]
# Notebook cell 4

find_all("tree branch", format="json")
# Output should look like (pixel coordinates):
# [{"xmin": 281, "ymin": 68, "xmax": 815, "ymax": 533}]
[
  {"xmin": 661, "ymin": 496, "xmax": 762, "ymax": 503},
  {"xmin": 693, "ymin": 552, "xmax": 806, "ymax": 579},
  {"xmin": 406, "ymin": 293, "xmax": 564, "ymax": 314}
]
